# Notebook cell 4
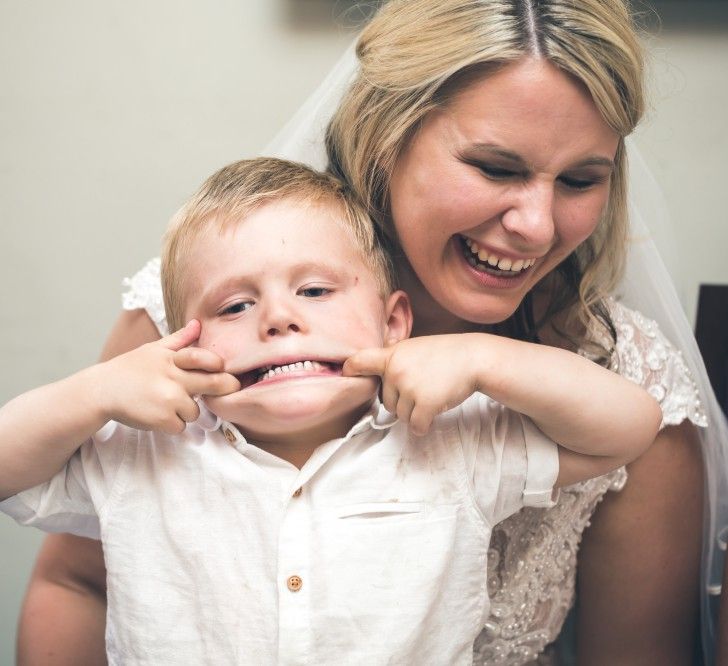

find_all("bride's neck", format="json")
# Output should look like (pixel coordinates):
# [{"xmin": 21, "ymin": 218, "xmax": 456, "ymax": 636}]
[{"xmin": 396, "ymin": 264, "xmax": 482, "ymax": 337}]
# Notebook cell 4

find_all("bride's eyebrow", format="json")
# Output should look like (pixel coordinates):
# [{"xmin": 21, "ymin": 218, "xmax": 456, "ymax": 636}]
[
  {"xmin": 570, "ymin": 156, "xmax": 616, "ymax": 171},
  {"xmin": 467, "ymin": 143, "xmax": 526, "ymax": 165},
  {"xmin": 466, "ymin": 142, "xmax": 615, "ymax": 171}
]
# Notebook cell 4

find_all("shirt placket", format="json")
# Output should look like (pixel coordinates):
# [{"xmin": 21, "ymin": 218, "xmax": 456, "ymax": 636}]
[{"xmin": 277, "ymin": 480, "xmax": 313, "ymax": 664}]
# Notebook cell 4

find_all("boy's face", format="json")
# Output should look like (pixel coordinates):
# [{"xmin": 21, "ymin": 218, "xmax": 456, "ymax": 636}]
[{"xmin": 184, "ymin": 197, "xmax": 410, "ymax": 447}]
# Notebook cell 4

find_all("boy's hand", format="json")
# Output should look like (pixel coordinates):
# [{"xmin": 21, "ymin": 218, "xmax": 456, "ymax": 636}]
[
  {"xmin": 96, "ymin": 320, "xmax": 240, "ymax": 434},
  {"xmin": 343, "ymin": 335, "xmax": 480, "ymax": 436}
]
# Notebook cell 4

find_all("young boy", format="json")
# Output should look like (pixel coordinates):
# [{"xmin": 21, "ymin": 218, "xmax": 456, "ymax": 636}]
[{"xmin": 0, "ymin": 158, "xmax": 661, "ymax": 664}]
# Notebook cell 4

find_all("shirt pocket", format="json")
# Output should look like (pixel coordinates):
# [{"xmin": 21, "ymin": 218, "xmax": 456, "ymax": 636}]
[
  {"xmin": 333, "ymin": 501, "xmax": 424, "ymax": 520},
  {"xmin": 313, "ymin": 502, "xmax": 462, "ymax": 660}
]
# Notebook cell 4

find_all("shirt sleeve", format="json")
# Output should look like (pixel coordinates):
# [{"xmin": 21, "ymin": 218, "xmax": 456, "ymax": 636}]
[
  {"xmin": 457, "ymin": 393, "xmax": 559, "ymax": 526},
  {"xmin": 0, "ymin": 421, "xmax": 131, "ymax": 539}
]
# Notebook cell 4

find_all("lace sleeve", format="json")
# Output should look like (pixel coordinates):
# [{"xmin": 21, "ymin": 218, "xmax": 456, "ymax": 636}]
[
  {"xmin": 609, "ymin": 300, "xmax": 708, "ymax": 429},
  {"xmin": 121, "ymin": 257, "xmax": 169, "ymax": 337}
]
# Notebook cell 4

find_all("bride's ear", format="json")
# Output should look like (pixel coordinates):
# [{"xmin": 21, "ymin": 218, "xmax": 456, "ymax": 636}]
[{"xmin": 383, "ymin": 290, "xmax": 412, "ymax": 346}]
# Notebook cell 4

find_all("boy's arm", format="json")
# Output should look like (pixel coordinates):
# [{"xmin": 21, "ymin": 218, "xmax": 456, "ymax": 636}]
[
  {"xmin": 0, "ymin": 320, "xmax": 239, "ymax": 499},
  {"xmin": 17, "ymin": 308, "xmax": 160, "ymax": 666},
  {"xmin": 343, "ymin": 332, "xmax": 662, "ymax": 485}
]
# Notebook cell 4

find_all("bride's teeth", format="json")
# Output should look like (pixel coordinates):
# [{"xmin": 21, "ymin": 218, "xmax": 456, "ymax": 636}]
[
  {"xmin": 477, "ymin": 248, "xmax": 489, "ymax": 262},
  {"xmin": 511, "ymin": 259, "xmax": 524, "ymax": 272},
  {"xmin": 497, "ymin": 258, "xmax": 513, "ymax": 271},
  {"xmin": 487, "ymin": 254, "xmax": 499, "ymax": 267},
  {"xmin": 303, "ymin": 360, "xmax": 314, "ymax": 370}
]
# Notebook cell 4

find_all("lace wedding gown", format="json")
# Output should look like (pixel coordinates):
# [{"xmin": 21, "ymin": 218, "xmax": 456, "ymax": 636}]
[{"xmin": 124, "ymin": 259, "xmax": 706, "ymax": 665}]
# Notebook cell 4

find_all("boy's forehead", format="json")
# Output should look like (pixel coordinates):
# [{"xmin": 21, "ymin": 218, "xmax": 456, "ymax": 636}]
[
  {"xmin": 186, "ymin": 207, "xmax": 376, "ymax": 289},
  {"xmin": 202, "ymin": 197, "xmax": 360, "ymax": 255}
]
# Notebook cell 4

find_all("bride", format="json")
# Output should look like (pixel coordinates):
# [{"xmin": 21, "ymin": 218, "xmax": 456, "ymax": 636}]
[{"xmin": 18, "ymin": 1, "xmax": 728, "ymax": 663}]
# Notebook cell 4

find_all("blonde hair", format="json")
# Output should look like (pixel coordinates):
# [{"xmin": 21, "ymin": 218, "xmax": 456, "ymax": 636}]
[
  {"xmin": 162, "ymin": 157, "xmax": 395, "ymax": 332},
  {"xmin": 326, "ymin": 0, "xmax": 645, "ymax": 361}
]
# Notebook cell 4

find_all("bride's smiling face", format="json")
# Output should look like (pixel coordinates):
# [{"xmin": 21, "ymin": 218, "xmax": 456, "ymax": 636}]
[{"xmin": 389, "ymin": 57, "xmax": 619, "ymax": 327}]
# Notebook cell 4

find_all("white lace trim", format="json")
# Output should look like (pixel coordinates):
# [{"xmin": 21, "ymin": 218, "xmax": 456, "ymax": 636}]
[
  {"xmin": 121, "ymin": 258, "xmax": 169, "ymax": 336},
  {"xmin": 120, "ymin": 266, "xmax": 705, "ymax": 665},
  {"xmin": 473, "ymin": 299, "xmax": 706, "ymax": 665}
]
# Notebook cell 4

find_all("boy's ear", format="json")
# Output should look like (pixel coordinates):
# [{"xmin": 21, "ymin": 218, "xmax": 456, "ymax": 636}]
[{"xmin": 383, "ymin": 290, "xmax": 412, "ymax": 346}]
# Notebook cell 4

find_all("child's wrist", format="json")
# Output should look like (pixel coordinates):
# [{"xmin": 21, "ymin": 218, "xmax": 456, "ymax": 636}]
[{"xmin": 73, "ymin": 363, "xmax": 116, "ymax": 426}]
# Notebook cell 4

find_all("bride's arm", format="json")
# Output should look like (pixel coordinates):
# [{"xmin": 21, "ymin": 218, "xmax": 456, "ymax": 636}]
[
  {"xmin": 575, "ymin": 420, "xmax": 703, "ymax": 665},
  {"xmin": 16, "ymin": 309, "xmax": 161, "ymax": 666}
]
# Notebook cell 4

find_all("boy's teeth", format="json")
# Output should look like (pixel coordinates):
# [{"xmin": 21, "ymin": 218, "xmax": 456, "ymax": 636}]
[
  {"xmin": 463, "ymin": 237, "xmax": 536, "ymax": 273},
  {"xmin": 258, "ymin": 360, "xmax": 327, "ymax": 382}
]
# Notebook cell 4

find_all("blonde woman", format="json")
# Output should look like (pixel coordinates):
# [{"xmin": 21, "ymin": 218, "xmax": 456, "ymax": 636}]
[{"xmin": 18, "ymin": 1, "xmax": 725, "ymax": 664}]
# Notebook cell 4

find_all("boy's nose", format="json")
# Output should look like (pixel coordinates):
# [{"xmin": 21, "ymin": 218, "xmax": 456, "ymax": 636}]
[
  {"xmin": 265, "ymin": 322, "xmax": 301, "ymax": 337},
  {"xmin": 258, "ymin": 301, "xmax": 307, "ymax": 339}
]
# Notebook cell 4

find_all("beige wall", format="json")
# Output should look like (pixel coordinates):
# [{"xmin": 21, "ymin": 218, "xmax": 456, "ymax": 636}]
[{"xmin": 0, "ymin": 2, "xmax": 726, "ymax": 663}]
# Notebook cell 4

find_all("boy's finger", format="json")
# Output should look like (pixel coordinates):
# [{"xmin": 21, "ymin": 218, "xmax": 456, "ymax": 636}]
[
  {"xmin": 409, "ymin": 406, "xmax": 434, "ymax": 437},
  {"xmin": 159, "ymin": 320, "xmax": 201, "ymax": 352},
  {"xmin": 186, "ymin": 371, "xmax": 241, "ymax": 397},
  {"xmin": 381, "ymin": 382, "xmax": 399, "ymax": 415},
  {"xmin": 174, "ymin": 348, "xmax": 225, "ymax": 373},
  {"xmin": 176, "ymin": 397, "xmax": 201, "ymax": 424},
  {"xmin": 342, "ymin": 348, "xmax": 389, "ymax": 377},
  {"xmin": 395, "ymin": 397, "xmax": 415, "ymax": 425}
]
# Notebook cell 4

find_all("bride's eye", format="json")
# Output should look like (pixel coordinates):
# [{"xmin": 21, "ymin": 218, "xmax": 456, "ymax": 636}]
[
  {"xmin": 559, "ymin": 173, "xmax": 607, "ymax": 191},
  {"xmin": 299, "ymin": 286, "xmax": 332, "ymax": 298},
  {"xmin": 476, "ymin": 163, "xmax": 522, "ymax": 181},
  {"xmin": 220, "ymin": 301, "xmax": 253, "ymax": 315}
]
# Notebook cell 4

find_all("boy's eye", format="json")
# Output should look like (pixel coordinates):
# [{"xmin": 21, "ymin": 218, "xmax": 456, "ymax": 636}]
[
  {"xmin": 220, "ymin": 301, "xmax": 253, "ymax": 315},
  {"xmin": 299, "ymin": 286, "xmax": 331, "ymax": 298}
]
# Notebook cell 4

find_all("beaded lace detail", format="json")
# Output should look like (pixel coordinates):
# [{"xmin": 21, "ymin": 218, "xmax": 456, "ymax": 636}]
[
  {"xmin": 473, "ymin": 299, "xmax": 706, "ymax": 665},
  {"xmin": 121, "ymin": 265, "xmax": 706, "ymax": 664}
]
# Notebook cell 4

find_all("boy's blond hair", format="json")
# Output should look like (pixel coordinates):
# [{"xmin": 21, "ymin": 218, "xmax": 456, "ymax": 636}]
[{"xmin": 161, "ymin": 157, "xmax": 395, "ymax": 332}]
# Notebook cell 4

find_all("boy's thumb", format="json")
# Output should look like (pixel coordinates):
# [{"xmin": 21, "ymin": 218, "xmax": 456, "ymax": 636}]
[{"xmin": 160, "ymin": 320, "xmax": 201, "ymax": 351}]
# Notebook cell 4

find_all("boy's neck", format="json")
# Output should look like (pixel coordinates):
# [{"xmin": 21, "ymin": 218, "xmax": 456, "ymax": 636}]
[{"xmin": 234, "ymin": 400, "xmax": 375, "ymax": 469}]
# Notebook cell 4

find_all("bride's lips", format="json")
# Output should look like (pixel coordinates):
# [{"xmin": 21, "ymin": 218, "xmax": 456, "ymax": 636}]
[
  {"xmin": 454, "ymin": 235, "xmax": 537, "ymax": 288},
  {"xmin": 233, "ymin": 358, "xmax": 345, "ymax": 390}
]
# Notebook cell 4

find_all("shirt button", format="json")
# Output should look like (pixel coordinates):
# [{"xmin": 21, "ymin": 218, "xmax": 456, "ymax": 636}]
[
  {"xmin": 223, "ymin": 428, "xmax": 236, "ymax": 443},
  {"xmin": 287, "ymin": 575, "xmax": 303, "ymax": 592},
  {"xmin": 292, "ymin": 487, "xmax": 302, "ymax": 498}
]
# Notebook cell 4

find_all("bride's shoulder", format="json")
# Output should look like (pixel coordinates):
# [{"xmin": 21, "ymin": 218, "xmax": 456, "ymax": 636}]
[
  {"xmin": 121, "ymin": 257, "xmax": 168, "ymax": 336},
  {"xmin": 604, "ymin": 298, "xmax": 707, "ymax": 428}
]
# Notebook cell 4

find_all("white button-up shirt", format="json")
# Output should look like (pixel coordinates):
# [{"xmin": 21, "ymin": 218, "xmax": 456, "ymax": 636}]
[{"xmin": 2, "ymin": 394, "xmax": 558, "ymax": 665}]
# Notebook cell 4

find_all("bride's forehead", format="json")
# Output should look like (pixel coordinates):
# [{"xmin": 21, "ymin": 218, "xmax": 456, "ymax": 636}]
[
  {"xmin": 442, "ymin": 59, "xmax": 595, "ymax": 118},
  {"xmin": 414, "ymin": 60, "xmax": 616, "ymax": 154}
]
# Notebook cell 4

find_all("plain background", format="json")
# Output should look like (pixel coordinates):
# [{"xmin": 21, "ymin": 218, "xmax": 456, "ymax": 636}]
[{"xmin": 0, "ymin": 1, "xmax": 726, "ymax": 663}]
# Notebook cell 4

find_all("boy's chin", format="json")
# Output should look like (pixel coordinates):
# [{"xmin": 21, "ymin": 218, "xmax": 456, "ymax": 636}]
[{"xmin": 204, "ymin": 375, "xmax": 379, "ymax": 440}]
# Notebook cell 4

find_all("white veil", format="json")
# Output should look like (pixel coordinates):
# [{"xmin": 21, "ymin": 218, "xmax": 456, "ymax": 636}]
[{"xmin": 263, "ymin": 36, "xmax": 728, "ymax": 661}]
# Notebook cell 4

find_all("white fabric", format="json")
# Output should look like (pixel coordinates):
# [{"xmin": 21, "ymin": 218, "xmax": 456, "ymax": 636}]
[
  {"xmin": 620, "ymin": 147, "xmax": 728, "ymax": 661},
  {"xmin": 1, "ymin": 397, "xmax": 558, "ymax": 666}
]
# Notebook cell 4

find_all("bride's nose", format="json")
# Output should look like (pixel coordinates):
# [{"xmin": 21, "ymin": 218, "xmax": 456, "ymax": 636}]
[{"xmin": 500, "ymin": 181, "xmax": 556, "ymax": 249}]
